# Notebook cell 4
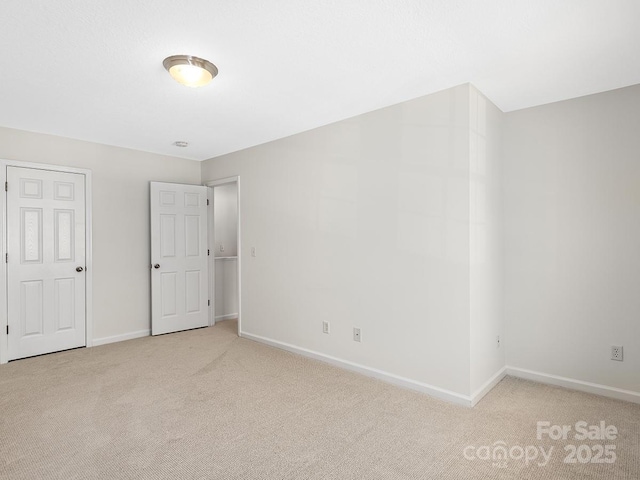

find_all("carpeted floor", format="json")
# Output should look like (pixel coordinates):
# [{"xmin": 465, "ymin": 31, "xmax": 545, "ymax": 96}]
[{"xmin": 1, "ymin": 319, "xmax": 638, "ymax": 479}]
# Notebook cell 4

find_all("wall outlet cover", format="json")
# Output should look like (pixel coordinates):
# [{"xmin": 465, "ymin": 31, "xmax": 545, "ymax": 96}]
[{"xmin": 611, "ymin": 345, "xmax": 623, "ymax": 361}]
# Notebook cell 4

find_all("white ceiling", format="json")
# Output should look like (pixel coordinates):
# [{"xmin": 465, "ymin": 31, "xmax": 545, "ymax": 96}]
[{"xmin": 1, "ymin": 1, "xmax": 639, "ymax": 161}]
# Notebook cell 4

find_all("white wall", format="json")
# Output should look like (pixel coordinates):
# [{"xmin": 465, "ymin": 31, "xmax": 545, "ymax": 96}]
[
  {"xmin": 0, "ymin": 127, "xmax": 201, "ymax": 341},
  {"xmin": 213, "ymin": 183, "xmax": 238, "ymax": 257},
  {"xmin": 469, "ymin": 86, "xmax": 505, "ymax": 394},
  {"xmin": 504, "ymin": 84, "xmax": 640, "ymax": 394},
  {"xmin": 203, "ymin": 84, "xmax": 505, "ymax": 399}
]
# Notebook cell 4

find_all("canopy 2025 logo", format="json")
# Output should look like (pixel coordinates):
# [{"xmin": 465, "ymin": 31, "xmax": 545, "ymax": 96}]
[{"xmin": 463, "ymin": 421, "xmax": 618, "ymax": 468}]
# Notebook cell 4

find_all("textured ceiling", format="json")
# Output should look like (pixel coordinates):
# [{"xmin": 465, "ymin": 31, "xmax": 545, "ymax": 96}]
[{"xmin": 1, "ymin": 1, "xmax": 639, "ymax": 161}]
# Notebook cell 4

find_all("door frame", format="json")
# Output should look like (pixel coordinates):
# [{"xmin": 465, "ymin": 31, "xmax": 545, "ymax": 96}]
[
  {"xmin": 206, "ymin": 176, "xmax": 241, "ymax": 336},
  {"xmin": 0, "ymin": 160, "xmax": 93, "ymax": 364}
]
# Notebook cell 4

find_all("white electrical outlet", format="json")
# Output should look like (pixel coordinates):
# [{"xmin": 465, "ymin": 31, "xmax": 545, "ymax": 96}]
[
  {"xmin": 496, "ymin": 335, "xmax": 501, "ymax": 348},
  {"xmin": 611, "ymin": 345, "xmax": 623, "ymax": 361},
  {"xmin": 353, "ymin": 327, "xmax": 361, "ymax": 342},
  {"xmin": 322, "ymin": 321, "xmax": 330, "ymax": 334},
  {"xmin": 219, "ymin": 244, "xmax": 225, "ymax": 253}
]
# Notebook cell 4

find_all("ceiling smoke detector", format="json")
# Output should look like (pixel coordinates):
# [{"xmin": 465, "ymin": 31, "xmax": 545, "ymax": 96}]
[
  {"xmin": 163, "ymin": 55, "xmax": 218, "ymax": 88},
  {"xmin": 173, "ymin": 141, "xmax": 189, "ymax": 148}
]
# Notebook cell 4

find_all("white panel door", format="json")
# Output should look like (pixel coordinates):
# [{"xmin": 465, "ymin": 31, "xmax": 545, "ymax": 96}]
[
  {"xmin": 150, "ymin": 182, "xmax": 209, "ymax": 335},
  {"xmin": 7, "ymin": 167, "xmax": 86, "ymax": 360}
]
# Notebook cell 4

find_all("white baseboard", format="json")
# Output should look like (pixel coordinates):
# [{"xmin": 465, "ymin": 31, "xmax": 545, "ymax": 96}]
[
  {"xmin": 241, "ymin": 331, "xmax": 474, "ymax": 407},
  {"xmin": 506, "ymin": 366, "xmax": 640, "ymax": 405},
  {"xmin": 92, "ymin": 329, "xmax": 150, "ymax": 347},
  {"xmin": 470, "ymin": 366, "xmax": 507, "ymax": 407},
  {"xmin": 215, "ymin": 314, "xmax": 238, "ymax": 322}
]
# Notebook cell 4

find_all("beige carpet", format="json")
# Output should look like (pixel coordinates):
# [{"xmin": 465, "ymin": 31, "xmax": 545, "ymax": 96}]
[{"xmin": 1, "ymin": 320, "xmax": 638, "ymax": 479}]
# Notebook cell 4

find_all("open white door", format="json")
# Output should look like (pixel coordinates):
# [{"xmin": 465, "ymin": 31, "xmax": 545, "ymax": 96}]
[{"xmin": 150, "ymin": 182, "xmax": 209, "ymax": 335}]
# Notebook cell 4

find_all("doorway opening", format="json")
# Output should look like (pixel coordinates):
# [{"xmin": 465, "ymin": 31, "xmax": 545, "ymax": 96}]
[{"xmin": 207, "ymin": 177, "xmax": 241, "ymax": 336}]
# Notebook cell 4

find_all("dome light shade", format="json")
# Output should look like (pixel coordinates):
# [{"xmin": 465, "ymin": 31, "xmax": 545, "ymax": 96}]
[{"xmin": 163, "ymin": 55, "xmax": 218, "ymax": 88}]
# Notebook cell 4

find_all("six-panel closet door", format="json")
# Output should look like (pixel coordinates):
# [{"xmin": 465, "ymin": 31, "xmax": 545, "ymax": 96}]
[{"xmin": 6, "ymin": 166, "xmax": 86, "ymax": 360}]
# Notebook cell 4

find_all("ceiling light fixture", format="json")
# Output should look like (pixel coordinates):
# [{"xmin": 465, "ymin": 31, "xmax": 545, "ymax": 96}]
[
  {"xmin": 163, "ymin": 55, "xmax": 218, "ymax": 88},
  {"xmin": 173, "ymin": 141, "xmax": 189, "ymax": 147}
]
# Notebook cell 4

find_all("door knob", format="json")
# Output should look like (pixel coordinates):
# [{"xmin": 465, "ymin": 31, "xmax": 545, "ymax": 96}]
[
  {"xmin": 154, "ymin": 264, "xmax": 160, "ymax": 269},
  {"xmin": 76, "ymin": 266, "xmax": 84, "ymax": 272}
]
